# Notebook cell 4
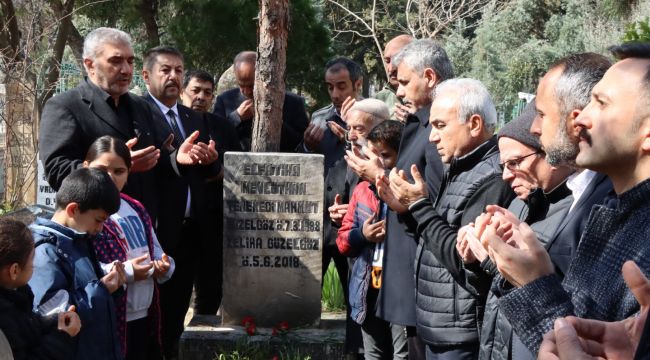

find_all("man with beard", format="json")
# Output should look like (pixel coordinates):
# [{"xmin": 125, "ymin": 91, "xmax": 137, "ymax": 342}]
[
  {"xmin": 481, "ymin": 45, "xmax": 650, "ymax": 354},
  {"xmin": 142, "ymin": 45, "xmax": 220, "ymax": 360},
  {"xmin": 39, "ymin": 28, "xmax": 201, "ymax": 221}
]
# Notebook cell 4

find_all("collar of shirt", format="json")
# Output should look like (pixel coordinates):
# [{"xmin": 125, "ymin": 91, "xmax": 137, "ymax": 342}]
[
  {"xmin": 150, "ymin": 95, "xmax": 179, "ymax": 119},
  {"xmin": 87, "ymin": 78, "xmax": 130, "ymax": 109},
  {"xmin": 567, "ymin": 168, "xmax": 597, "ymax": 212}
]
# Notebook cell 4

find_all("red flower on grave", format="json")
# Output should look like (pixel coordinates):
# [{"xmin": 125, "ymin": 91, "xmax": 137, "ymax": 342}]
[
  {"xmin": 278, "ymin": 321, "xmax": 289, "ymax": 331},
  {"xmin": 246, "ymin": 323, "xmax": 257, "ymax": 336},
  {"xmin": 271, "ymin": 356, "xmax": 280, "ymax": 360},
  {"xmin": 241, "ymin": 316, "xmax": 255, "ymax": 328}
]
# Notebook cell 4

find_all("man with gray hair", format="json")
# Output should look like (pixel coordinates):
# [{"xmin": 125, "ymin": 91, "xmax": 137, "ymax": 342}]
[
  {"xmin": 39, "ymin": 27, "xmax": 197, "ymax": 220},
  {"xmin": 380, "ymin": 78, "xmax": 514, "ymax": 359},
  {"xmin": 345, "ymin": 38, "xmax": 446, "ymax": 359}
]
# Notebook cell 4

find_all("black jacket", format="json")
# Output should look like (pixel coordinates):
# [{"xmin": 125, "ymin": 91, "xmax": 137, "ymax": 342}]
[
  {"xmin": 410, "ymin": 136, "xmax": 515, "ymax": 346},
  {"xmin": 478, "ymin": 184, "xmax": 573, "ymax": 360},
  {"xmin": 212, "ymin": 88, "xmax": 309, "ymax": 152},
  {"xmin": 0, "ymin": 286, "xmax": 74, "ymax": 360},
  {"xmin": 144, "ymin": 95, "xmax": 221, "ymax": 250},
  {"xmin": 39, "ymin": 79, "xmax": 170, "ymax": 220},
  {"xmin": 376, "ymin": 107, "xmax": 444, "ymax": 327}
]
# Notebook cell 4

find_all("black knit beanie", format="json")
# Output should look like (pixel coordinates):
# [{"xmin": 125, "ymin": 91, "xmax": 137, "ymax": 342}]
[{"xmin": 497, "ymin": 99, "xmax": 542, "ymax": 152}]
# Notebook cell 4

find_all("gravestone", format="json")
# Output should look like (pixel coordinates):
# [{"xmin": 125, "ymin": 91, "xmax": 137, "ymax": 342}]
[{"xmin": 222, "ymin": 152, "xmax": 324, "ymax": 327}]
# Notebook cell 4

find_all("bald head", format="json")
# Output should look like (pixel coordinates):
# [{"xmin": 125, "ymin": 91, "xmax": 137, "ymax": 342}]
[
  {"xmin": 347, "ymin": 99, "xmax": 391, "ymax": 144},
  {"xmin": 234, "ymin": 51, "xmax": 256, "ymax": 98},
  {"xmin": 350, "ymin": 99, "xmax": 390, "ymax": 124},
  {"xmin": 384, "ymin": 35, "xmax": 413, "ymax": 89}
]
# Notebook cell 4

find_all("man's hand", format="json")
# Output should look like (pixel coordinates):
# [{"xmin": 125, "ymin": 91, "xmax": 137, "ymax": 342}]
[
  {"xmin": 362, "ymin": 215, "xmax": 385, "ymax": 243},
  {"xmin": 388, "ymin": 164, "xmax": 428, "ymax": 208},
  {"xmin": 485, "ymin": 219, "xmax": 554, "ymax": 287},
  {"xmin": 303, "ymin": 123, "xmax": 325, "ymax": 151},
  {"xmin": 176, "ymin": 131, "xmax": 216, "ymax": 165},
  {"xmin": 345, "ymin": 145, "xmax": 384, "ymax": 182},
  {"xmin": 340, "ymin": 96, "xmax": 356, "ymax": 121},
  {"xmin": 190, "ymin": 139, "xmax": 219, "ymax": 165},
  {"xmin": 126, "ymin": 137, "xmax": 160, "ymax": 173},
  {"xmin": 394, "ymin": 102, "xmax": 416, "ymax": 123},
  {"xmin": 327, "ymin": 121, "xmax": 347, "ymax": 143},
  {"xmin": 237, "ymin": 99, "xmax": 254, "ymax": 121},
  {"xmin": 58, "ymin": 305, "xmax": 81, "ymax": 337},
  {"xmin": 328, "ymin": 194, "xmax": 347, "ymax": 226},
  {"xmin": 131, "ymin": 254, "xmax": 153, "ymax": 281},
  {"xmin": 153, "ymin": 253, "xmax": 172, "ymax": 279},
  {"xmin": 538, "ymin": 260, "xmax": 650, "ymax": 359},
  {"xmin": 376, "ymin": 173, "xmax": 409, "ymax": 213},
  {"xmin": 456, "ymin": 225, "xmax": 489, "ymax": 264}
]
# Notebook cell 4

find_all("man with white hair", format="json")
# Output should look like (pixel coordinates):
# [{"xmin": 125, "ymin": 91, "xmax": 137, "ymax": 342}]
[
  {"xmin": 39, "ymin": 27, "xmax": 198, "ymax": 220},
  {"xmin": 380, "ymin": 78, "xmax": 515, "ymax": 359}
]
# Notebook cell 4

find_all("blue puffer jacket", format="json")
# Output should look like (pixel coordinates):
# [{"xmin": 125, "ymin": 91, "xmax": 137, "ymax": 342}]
[
  {"xmin": 337, "ymin": 181, "xmax": 386, "ymax": 324},
  {"xmin": 28, "ymin": 217, "xmax": 122, "ymax": 360}
]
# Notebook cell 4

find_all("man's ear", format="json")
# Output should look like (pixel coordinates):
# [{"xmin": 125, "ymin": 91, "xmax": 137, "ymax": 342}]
[
  {"xmin": 65, "ymin": 202, "xmax": 80, "ymax": 218},
  {"xmin": 142, "ymin": 69, "xmax": 151, "ymax": 85},
  {"xmin": 8, "ymin": 263, "xmax": 19, "ymax": 281},
  {"xmin": 468, "ymin": 114, "xmax": 484, "ymax": 137},
  {"xmin": 640, "ymin": 116, "xmax": 650, "ymax": 154},
  {"xmin": 423, "ymin": 68, "xmax": 438, "ymax": 89},
  {"xmin": 567, "ymin": 108, "xmax": 582, "ymax": 138},
  {"xmin": 83, "ymin": 58, "xmax": 95, "ymax": 75},
  {"xmin": 354, "ymin": 79, "xmax": 363, "ymax": 95}
]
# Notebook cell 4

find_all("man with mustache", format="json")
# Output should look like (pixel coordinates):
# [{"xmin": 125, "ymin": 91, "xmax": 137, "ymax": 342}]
[
  {"xmin": 482, "ymin": 43, "xmax": 650, "ymax": 355},
  {"xmin": 142, "ymin": 45, "xmax": 220, "ymax": 360},
  {"xmin": 180, "ymin": 69, "xmax": 241, "ymax": 317},
  {"xmin": 212, "ymin": 51, "xmax": 309, "ymax": 152},
  {"xmin": 39, "ymin": 27, "xmax": 200, "ymax": 221}
]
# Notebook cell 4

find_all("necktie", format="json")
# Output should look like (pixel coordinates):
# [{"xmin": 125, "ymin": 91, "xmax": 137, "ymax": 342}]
[{"xmin": 167, "ymin": 109, "xmax": 184, "ymax": 148}]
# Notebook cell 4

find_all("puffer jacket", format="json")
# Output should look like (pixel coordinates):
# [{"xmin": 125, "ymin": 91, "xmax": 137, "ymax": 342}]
[
  {"xmin": 410, "ymin": 136, "xmax": 515, "ymax": 346},
  {"xmin": 337, "ymin": 181, "xmax": 385, "ymax": 324},
  {"xmin": 478, "ymin": 185, "xmax": 573, "ymax": 360}
]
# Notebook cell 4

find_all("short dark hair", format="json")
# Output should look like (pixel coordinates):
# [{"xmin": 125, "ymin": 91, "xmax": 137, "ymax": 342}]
[
  {"xmin": 56, "ymin": 168, "xmax": 120, "ymax": 214},
  {"xmin": 325, "ymin": 57, "xmax": 363, "ymax": 85},
  {"xmin": 0, "ymin": 218, "xmax": 33, "ymax": 268},
  {"xmin": 143, "ymin": 45, "xmax": 184, "ymax": 71},
  {"xmin": 366, "ymin": 120, "xmax": 404, "ymax": 153},
  {"xmin": 610, "ymin": 42, "xmax": 650, "ymax": 98},
  {"xmin": 550, "ymin": 53, "xmax": 612, "ymax": 119},
  {"xmin": 183, "ymin": 70, "xmax": 215, "ymax": 89},
  {"xmin": 85, "ymin": 135, "xmax": 132, "ymax": 170}
]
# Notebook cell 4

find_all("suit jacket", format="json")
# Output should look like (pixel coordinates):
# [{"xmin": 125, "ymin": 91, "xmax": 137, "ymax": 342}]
[
  {"xmin": 212, "ymin": 88, "xmax": 309, "ymax": 152},
  {"xmin": 376, "ymin": 106, "xmax": 444, "ymax": 326},
  {"xmin": 39, "ymin": 79, "xmax": 170, "ymax": 220},
  {"xmin": 144, "ymin": 95, "xmax": 220, "ymax": 250},
  {"xmin": 545, "ymin": 172, "xmax": 613, "ymax": 276}
]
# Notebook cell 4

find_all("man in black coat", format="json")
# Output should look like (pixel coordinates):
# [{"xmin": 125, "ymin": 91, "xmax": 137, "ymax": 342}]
[
  {"xmin": 212, "ymin": 51, "xmax": 309, "ymax": 152},
  {"xmin": 38, "ymin": 27, "xmax": 179, "ymax": 221},
  {"xmin": 180, "ymin": 70, "xmax": 242, "ymax": 316},
  {"xmin": 345, "ymin": 39, "xmax": 447, "ymax": 359},
  {"xmin": 142, "ymin": 46, "xmax": 221, "ymax": 360}
]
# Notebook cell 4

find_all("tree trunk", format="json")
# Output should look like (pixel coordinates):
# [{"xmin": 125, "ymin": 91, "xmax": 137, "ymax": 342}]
[
  {"xmin": 40, "ymin": 0, "xmax": 76, "ymax": 112},
  {"xmin": 137, "ymin": 0, "xmax": 160, "ymax": 47},
  {"xmin": 251, "ymin": 0, "xmax": 289, "ymax": 152}
]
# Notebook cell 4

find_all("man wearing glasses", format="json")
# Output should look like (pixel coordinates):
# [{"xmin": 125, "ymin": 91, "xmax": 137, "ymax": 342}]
[{"xmin": 378, "ymin": 78, "xmax": 515, "ymax": 359}]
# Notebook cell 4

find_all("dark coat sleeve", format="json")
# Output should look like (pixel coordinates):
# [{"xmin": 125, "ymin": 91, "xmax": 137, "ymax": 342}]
[
  {"xmin": 213, "ymin": 92, "xmax": 243, "ymax": 129},
  {"xmin": 39, "ymin": 93, "xmax": 85, "ymax": 191},
  {"xmin": 410, "ymin": 175, "xmax": 514, "ymax": 296},
  {"xmin": 281, "ymin": 94, "xmax": 309, "ymax": 152}
]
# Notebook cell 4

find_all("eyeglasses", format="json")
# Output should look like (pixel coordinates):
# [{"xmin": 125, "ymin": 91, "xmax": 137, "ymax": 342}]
[{"xmin": 499, "ymin": 152, "xmax": 540, "ymax": 172}]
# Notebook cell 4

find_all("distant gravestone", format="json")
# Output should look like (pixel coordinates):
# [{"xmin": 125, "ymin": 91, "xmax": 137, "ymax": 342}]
[{"xmin": 222, "ymin": 152, "xmax": 324, "ymax": 327}]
